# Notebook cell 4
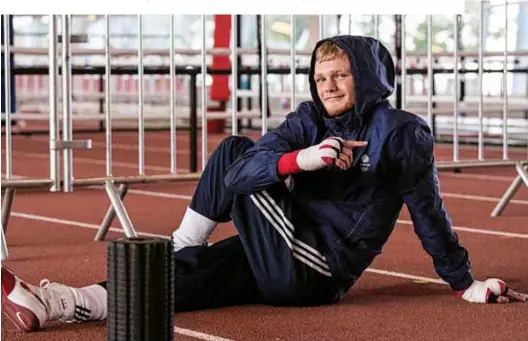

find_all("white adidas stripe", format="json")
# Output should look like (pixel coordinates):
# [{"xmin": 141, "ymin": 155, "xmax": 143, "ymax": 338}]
[
  {"xmin": 250, "ymin": 191, "xmax": 332, "ymax": 277},
  {"xmin": 251, "ymin": 194, "xmax": 329, "ymax": 272},
  {"xmin": 260, "ymin": 191, "xmax": 329, "ymax": 262},
  {"xmin": 253, "ymin": 192, "xmax": 329, "ymax": 270}
]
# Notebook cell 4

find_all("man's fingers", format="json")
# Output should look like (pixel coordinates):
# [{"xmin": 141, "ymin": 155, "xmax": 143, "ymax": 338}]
[
  {"xmin": 506, "ymin": 289, "xmax": 528, "ymax": 302},
  {"xmin": 496, "ymin": 296, "xmax": 510, "ymax": 304},
  {"xmin": 338, "ymin": 153, "xmax": 351, "ymax": 168},
  {"xmin": 334, "ymin": 158, "xmax": 348, "ymax": 170},
  {"xmin": 344, "ymin": 140, "xmax": 368, "ymax": 148},
  {"xmin": 341, "ymin": 148, "xmax": 353, "ymax": 157}
]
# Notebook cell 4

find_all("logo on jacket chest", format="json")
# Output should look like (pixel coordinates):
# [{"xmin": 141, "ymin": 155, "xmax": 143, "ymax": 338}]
[{"xmin": 359, "ymin": 154, "xmax": 370, "ymax": 172}]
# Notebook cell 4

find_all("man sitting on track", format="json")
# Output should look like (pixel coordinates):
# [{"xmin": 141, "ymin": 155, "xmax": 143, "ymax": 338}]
[{"xmin": 3, "ymin": 35, "xmax": 527, "ymax": 333}]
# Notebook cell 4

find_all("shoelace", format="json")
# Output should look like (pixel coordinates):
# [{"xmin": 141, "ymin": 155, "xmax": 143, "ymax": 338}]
[{"xmin": 37, "ymin": 279, "xmax": 74, "ymax": 323}]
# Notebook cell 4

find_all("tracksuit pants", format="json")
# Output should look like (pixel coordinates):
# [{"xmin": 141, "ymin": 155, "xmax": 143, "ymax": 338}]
[{"xmin": 101, "ymin": 136, "xmax": 343, "ymax": 312}]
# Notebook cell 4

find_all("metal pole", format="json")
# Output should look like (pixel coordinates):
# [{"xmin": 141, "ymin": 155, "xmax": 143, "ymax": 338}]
[
  {"xmin": 189, "ymin": 75, "xmax": 198, "ymax": 173},
  {"xmin": 105, "ymin": 15, "xmax": 112, "ymax": 176},
  {"xmin": 261, "ymin": 14, "xmax": 268, "ymax": 135},
  {"xmin": 290, "ymin": 14, "xmax": 296, "ymax": 112},
  {"xmin": 478, "ymin": 1, "xmax": 485, "ymax": 160},
  {"xmin": 319, "ymin": 15, "xmax": 324, "ymax": 39},
  {"xmin": 104, "ymin": 181, "xmax": 137, "ymax": 238},
  {"xmin": 401, "ymin": 16, "xmax": 407, "ymax": 110},
  {"xmin": 1, "ymin": 188, "xmax": 15, "ymax": 233},
  {"xmin": 170, "ymin": 15, "xmax": 177, "ymax": 173},
  {"xmin": 3, "ymin": 15, "xmax": 12, "ymax": 179},
  {"xmin": 503, "ymin": 1, "xmax": 509, "ymax": 160},
  {"xmin": 453, "ymin": 15, "xmax": 460, "ymax": 162},
  {"xmin": 94, "ymin": 184, "xmax": 128, "ymax": 241},
  {"xmin": 231, "ymin": 14, "xmax": 238, "ymax": 136},
  {"xmin": 62, "ymin": 15, "xmax": 73, "ymax": 192},
  {"xmin": 138, "ymin": 14, "xmax": 145, "ymax": 175},
  {"xmin": 490, "ymin": 164, "xmax": 528, "ymax": 217},
  {"xmin": 427, "ymin": 15, "xmax": 433, "ymax": 128},
  {"xmin": 201, "ymin": 15, "xmax": 208, "ymax": 169},
  {"xmin": 48, "ymin": 15, "xmax": 60, "ymax": 192},
  {"xmin": 374, "ymin": 15, "xmax": 380, "ymax": 39}
]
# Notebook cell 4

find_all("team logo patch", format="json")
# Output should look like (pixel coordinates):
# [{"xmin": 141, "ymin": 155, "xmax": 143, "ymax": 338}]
[{"xmin": 360, "ymin": 154, "xmax": 370, "ymax": 172}]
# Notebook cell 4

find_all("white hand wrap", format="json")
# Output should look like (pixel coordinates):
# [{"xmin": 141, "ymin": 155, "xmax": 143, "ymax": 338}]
[
  {"xmin": 459, "ymin": 278, "xmax": 507, "ymax": 303},
  {"xmin": 296, "ymin": 137, "xmax": 344, "ymax": 171}
]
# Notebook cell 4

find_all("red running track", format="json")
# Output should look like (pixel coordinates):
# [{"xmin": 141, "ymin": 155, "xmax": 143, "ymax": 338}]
[{"xmin": 2, "ymin": 129, "xmax": 528, "ymax": 341}]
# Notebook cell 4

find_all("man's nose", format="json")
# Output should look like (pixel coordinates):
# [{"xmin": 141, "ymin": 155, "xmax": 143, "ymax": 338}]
[{"xmin": 324, "ymin": 79, "xmax": 337, "ymax": 92}]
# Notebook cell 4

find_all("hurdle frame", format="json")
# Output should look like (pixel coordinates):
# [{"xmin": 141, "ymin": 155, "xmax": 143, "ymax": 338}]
[{"xmin": 2, "ymin": 12, "xmax": 528, "ymax": 260}]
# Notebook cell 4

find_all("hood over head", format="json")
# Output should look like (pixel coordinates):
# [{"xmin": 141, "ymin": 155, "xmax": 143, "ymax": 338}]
[{"xmin": 309, "ymin": 35, "xmax": 395, "ymax": 127}]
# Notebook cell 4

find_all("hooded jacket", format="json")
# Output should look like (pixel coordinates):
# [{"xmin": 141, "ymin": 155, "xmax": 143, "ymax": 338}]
[{"xmin": 224, "ymin": 35, "xmax": 474, "ymax": 292}]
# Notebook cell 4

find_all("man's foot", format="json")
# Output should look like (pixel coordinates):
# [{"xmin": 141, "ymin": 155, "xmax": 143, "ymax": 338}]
[{"xmin": 1, "ymin": 266, "xmax": 76, "ymax": 332}]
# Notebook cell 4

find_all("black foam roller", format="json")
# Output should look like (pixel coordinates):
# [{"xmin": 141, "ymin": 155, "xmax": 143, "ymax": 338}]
[{"xmin": 107, "ymin": 237, "xmax": 175, "ymax": 341}]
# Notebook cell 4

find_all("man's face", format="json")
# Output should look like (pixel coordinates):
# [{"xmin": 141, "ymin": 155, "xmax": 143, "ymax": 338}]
[{"xmin": 314, "ymin": 56, "xmax": 355, "ymax": 117}]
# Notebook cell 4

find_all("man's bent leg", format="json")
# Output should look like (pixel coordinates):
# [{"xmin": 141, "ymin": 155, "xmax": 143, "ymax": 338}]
[
  {"xmin": 172, "ymin": 136, "xmax": 255, "ymax": 251},
  {"xmin": 231, "ymin": 187, "xmax": 342, "ymax": 307}
]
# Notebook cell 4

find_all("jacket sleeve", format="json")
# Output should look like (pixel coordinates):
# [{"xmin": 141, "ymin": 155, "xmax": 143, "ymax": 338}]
[
  {"xmin": 386, "ymin": 121, "xmax": 474, "ymax": 291},
  {"xmin": 224, "ymin": 107, "xmax": 312, "ymax": 194}
]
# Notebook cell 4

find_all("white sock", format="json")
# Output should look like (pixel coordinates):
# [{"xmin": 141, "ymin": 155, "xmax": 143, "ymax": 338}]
[
  {"xmin": 73, "ymin": 284, "xmax": 108, "ymax": 321},
  {"xmin": 172, "ymin": 207, "xmax": 217, "ymax": 251}
]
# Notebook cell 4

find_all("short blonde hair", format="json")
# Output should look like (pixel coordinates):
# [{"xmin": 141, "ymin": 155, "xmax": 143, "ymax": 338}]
[{"xmin": 315, "ymin": 41, "xmax": 347, "ymax": 62}]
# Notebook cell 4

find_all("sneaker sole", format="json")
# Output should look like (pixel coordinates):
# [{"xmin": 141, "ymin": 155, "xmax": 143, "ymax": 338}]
[{"xmin": 1, "ymin": 268, "xmax": 41, "ymax": 333}]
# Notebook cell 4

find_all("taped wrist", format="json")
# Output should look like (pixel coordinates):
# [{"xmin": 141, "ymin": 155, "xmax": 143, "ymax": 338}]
[
  {"xmin": 277, "ymin": 150, "xmax": 302, "ymax": 176},
  {"xmin": 457, "ymin": 278, "xmax": 507, "ymax": 303},
  {"xmin": 277, "ymin": 137, "xmax": 344, "ymax": 176}
]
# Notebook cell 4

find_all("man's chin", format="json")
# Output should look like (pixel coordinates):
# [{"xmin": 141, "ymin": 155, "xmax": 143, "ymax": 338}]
[{"xmin": 325, "ymin": 107, "xmax": 347, "ymax": 117}]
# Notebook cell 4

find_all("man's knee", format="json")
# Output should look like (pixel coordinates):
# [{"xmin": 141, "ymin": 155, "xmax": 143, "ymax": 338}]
[{"xmin": 217, "ymin": 136, "xmax": 255, "ymax": 158}]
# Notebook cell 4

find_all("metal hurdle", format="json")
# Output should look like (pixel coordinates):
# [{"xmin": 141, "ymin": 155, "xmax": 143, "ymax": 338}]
[
  {"xmin": 399, "ymin": 5, "xmax": 527, "ymax": 215},
  {"xmin": 1, "ymin": 13, "xmax": 528, "ymax": 261}
]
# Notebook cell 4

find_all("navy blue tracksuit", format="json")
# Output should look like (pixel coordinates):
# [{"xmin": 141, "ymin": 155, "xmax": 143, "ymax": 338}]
[
  {"xmin": 170, "ymin": 136, "xmax": 343, "ymax": 311},
  {"xmin": 101, "ymin": 35, "xmax": 475, "ymax": 311}
]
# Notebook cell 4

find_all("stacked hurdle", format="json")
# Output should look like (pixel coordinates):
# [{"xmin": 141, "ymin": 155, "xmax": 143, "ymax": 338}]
[{"xmin": 2, "ymin": 8, "xmax": 528, "ymax": 292}]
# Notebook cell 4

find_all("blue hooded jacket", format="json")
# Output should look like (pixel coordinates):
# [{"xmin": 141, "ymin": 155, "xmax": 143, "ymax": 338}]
[{"xmin": 224, "ymin": 35, "xmax": 474, "ymax": 292}]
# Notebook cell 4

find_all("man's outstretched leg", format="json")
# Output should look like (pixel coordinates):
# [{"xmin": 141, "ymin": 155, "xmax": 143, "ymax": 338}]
[
  {"xmin": 1, "ymin": 266, "xmax": 107, "ymax": 332},
  {"xmin": 1, "ymin": 136, "xmax": 259, "ymax": 332}
]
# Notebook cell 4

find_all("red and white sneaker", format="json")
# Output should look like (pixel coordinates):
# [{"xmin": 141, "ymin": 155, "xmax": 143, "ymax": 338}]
[{"xmin": 1, "ymin": 266, "xmax": 76, "ymax": 332}]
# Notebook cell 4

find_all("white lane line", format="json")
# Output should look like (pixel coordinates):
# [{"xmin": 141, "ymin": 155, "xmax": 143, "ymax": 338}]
[
  {"xmin": 441, "ymin": 192, "xmax": 528, "ymax": 205},
  {"xmin": 174, "ymin": 327, "xmax": 236, "ymax": 341},
  {"xmin": 11, "ymin": 212, "xmax": 169, "ymax": 239},
  {"xmin": 129, "ymin": 189, "xmax": 194, "ymax": 200},
  {"xmin": 365, "ymin": 269, "xmax": 447, "ymax": 285},
  {"xmin": 439, "ymin": 172, "xmax": 516, "ymax": 182},
  {"xmin": 396, "ymin": 220, "xmax": 528, "ymax": 238}
]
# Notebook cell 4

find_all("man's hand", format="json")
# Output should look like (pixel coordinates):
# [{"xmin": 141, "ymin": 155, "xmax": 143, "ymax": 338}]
[
  {"xmin": 296, "ymin": 137, "xmax": 367, "ymax": 171},
  {"xmin": 277, "ymin": 137, "xmax": 367, "ymax": 176},
  {"xmin": 333, "ymin": 140, "xmax": 369, "ymax": 170},
  {"xmin": 458, "ymin": 278, "xmax": 528, "ymax": 304}
]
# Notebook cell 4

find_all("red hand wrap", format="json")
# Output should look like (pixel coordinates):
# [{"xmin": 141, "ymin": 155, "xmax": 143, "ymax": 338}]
[{"xmin": 277, "ymin": 150, "xmax": 301, "ymax": 176}]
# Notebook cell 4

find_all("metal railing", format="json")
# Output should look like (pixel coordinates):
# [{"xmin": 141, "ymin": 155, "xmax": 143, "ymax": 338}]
[{"xmin": 2, "ymin": 12, "xmax": 528, "ymax": 261}]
